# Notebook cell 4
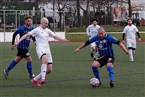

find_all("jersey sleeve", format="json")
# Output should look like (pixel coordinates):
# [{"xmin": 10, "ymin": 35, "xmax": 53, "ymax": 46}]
[
  {"xmin": 86, "ymin": 26, "xmax": 90, "ymax": 36},
  {"xmin": 47, "ymin": 29, "xmax": 56, "ymax": 38},
  {"xmin": 28, "ymin": 28, "xmax": 37, "ymax": 37},
  {"xmin": 89, "ymin": 35, "xmax": 97, "ymax": 43},
  {"xmin": 134, "ymin": 26, "xmax": 139, "ymax": 32},
  {"xmin": 15, "ymin": 26, "xmax": 23, "ymax": 34},
  {"xmin": 108, "ymin": 35, "xmax": 119, "ymax": 44},
  {"xmin": 123, "ymin": 27, "xmax": 127, "ymax": 33}
]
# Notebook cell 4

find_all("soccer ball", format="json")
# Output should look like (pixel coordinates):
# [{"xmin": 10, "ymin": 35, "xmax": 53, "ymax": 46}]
[{"xmin": 90, "ymin": 78, "xmax": 100, "ymax": 87}]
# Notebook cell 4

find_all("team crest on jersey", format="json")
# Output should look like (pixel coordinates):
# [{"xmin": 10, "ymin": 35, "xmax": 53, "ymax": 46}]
[
  {"xmin": 100, "ymin": 41, "xmax": 103, "ymax": 43},
  {"xmin": 99, "ymin": 44, "xmax": 103, "ymax": 48},
  {"xmin": 103, "ymin": 39, "xmax": 106, "ymax": 43}
]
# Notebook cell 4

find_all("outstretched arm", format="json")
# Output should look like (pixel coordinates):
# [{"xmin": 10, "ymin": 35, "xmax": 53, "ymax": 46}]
[
  {"xmin": 14, "ymin": 33, "xmax": 31, "ymax": 47},
  {"xmin": 118, "ymin": 41, "xmax": 128, "ymax": 55},
  {"xmin": 11, "ymin": 32, "xmax": 18, "ymax": 49},
  {"xmin": 53, "ymin": 36, "xmax": 68, "ymax": 42},
  {"xmin": 122, "ymin": 33, "xmax": 125, "ymax": 43},
  {"xmin": 136, "ymin": 32, "xmax": 141, "ymax": 40},
  {"xmin": 74, "ymin": 41, "xmax": 90, "ymax": 53}
]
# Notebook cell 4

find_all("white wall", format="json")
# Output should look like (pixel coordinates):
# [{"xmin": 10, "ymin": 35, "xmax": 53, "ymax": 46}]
[{"xmin": 0, "ymin": 32, "xmax": 65, "ymax": 42}]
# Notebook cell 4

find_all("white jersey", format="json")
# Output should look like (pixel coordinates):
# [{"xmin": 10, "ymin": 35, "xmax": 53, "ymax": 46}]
[
  {"xmin": 86, "ymin": 24, "xmax": 100, "ymax": 38},
  {"xmin": 123, "ymin": 24, "xmax": 139, "ymax": 41},
  {"xmin": 29, "ymin": 26, "xmax": 55, "ymax": 47},
  {"xmin": 29, "ymin": 26, "xmax": 55, "ymax": 61}
]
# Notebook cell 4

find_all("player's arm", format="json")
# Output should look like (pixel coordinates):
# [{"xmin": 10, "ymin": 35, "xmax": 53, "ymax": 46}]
[
  {"xmin": 136, "ymin": 32, "xmax": 141, "ymax": 40},
  {"xmin": 53, "ymin": 36, "xmax": 68, "ymax": 42},
  {"xmin": 122, "ymin": 33, "xmax": 125, "ymax": 42},
  {"xmin": 122, "ymin": 28, "xmax": 126, "ymax": 43},
  {"xmin": 11, "ymin": 29, "xmax": 21, "ymax": 49},
  {"xmin": 86, "ymin": 26, "xmax": 91, "ymax": 37},
  {"xmin": 118, "ymin": 41, "xmax": 128, "ymax": 55},
  {"xmin": 134, "ymin": 26, "xmax": 141, "ymax": 40},
  {"xmin": 74, "ymin": 35, "xmax": 97, "ymax": 53},
  {"xmin": 74, "ymin": 40, "xmax": 91, "ymax": 53},
  {"xmin": 14, "ymin": 33, "xmax": 31, "ymax": 47},
  {"xmin": 31, "ymin": 36, "xmax": 36, "ymax": 42},
  {"xmin": 11, "ymin": 32, "xmax": 18, "ymax": 49},
  {"xmin": 109, "ymin": 35, "xmax": 128, "ymax": 55}
]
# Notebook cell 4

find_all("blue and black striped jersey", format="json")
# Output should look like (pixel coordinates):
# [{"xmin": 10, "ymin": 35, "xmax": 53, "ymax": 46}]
[
  {"xmin": 89, "ymin": 34, "xmax": 119, "ymax": 57},
  {"xmin": 14, "ymin": 25, "xmax": 34, "ymax": 50}
]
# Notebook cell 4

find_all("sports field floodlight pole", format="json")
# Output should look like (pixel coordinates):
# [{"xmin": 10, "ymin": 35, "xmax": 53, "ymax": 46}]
[{"xmin": 140, "ymin": 6, "xmax": 143, "ymax": 19}]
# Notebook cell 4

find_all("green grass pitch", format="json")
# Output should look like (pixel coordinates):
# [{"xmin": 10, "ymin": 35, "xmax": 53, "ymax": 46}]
[{"xmin": 0, "ymin": 42, "xmax": 144, "ymax": 97}]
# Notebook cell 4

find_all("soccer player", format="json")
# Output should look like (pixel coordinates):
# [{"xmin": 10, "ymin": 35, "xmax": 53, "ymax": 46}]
[
  {"xmin": 74, "ymin": 27, "xmax": 128, "ymax": 87},
  {"xmin": 86, "ymin": 19, "xmax": 100, "ymax": 60},
  {"xmin": 122, "ymin": 18, "xmax": 141, "ymax": 61},
  {"xmin": 4, "ymin": 16, "xmax": 35, "ymax": 79},
  {"xmin": 14, "ymin": 17, "xmax": 68, "ymax": 87}
]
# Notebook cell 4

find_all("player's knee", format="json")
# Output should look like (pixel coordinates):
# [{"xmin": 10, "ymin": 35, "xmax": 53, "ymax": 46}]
[
  {"xmin": 46, "ymin": 69, "xmax": 52, "ymax": 74},
  {"xmin": 107, "ymin": 63, "xmax": 113, "ymax": 67},
  {"xmin": 92, "ymin": 61, "xmax": 100, "ymax": 67},
  {"xmin": 26, "ymin": 57, "xmax": 32, "ymax": 62},
  {"xmin": 15, "ymin": 58, "xmax": 21, "ymax": 63}
]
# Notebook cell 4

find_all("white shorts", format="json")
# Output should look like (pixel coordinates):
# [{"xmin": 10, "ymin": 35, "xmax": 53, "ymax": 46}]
[
  {"xmin": 90, "ymin": 42, "xmax": 96, "ymax": 48},
  {"xmin": 127, "ymin": 40, "xmax": 136, "ymax": 48},
  {"xmin": 36, "ymin": 46, "xmax": 53, "ymax": 63}
]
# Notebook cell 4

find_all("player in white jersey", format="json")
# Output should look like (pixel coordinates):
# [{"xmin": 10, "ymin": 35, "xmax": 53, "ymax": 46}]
[
  {"xmin": 14, "ymin": 17, "xmax": 68, "ymax": 87},
  {"xmin": 122, "ymin": 18, "xmax": 141, "ymax": 61},
  {"xmin": 86, "ymin": 19, "xmax": 100, "ymax": 59}
]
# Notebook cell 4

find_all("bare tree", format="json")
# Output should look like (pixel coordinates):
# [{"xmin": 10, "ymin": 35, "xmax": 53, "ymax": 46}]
[{"xmin": 76, "ymin": 0, "xmax": 81, "ymax": 27}]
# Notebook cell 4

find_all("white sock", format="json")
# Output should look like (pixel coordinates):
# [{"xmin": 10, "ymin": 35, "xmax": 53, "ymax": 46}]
[
  {"xmin": 34, "ymin": 73, "xmax": 41, "ymax": 81},
  {"xmin": 41, "ymin": 64, "xmax": 47, "ymax": 80},
  {"xmin": 93, "ymin": 51, "xmax": 98, "ymax": 59},
  {"xmin": 129, "ymin": 49, "xmax": 134, "ymax": 61}
]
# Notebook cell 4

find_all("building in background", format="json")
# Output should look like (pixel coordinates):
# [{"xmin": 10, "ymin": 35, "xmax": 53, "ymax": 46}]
[{"xmin": 131, "ymin": 0, "xmax": 145, "ymax": 20}]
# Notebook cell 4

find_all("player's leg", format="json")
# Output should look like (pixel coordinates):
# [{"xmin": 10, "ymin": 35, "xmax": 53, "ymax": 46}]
[
  {"xmin": 127, "ymin": 41, "xmax": 134, "ymax": 61},
  {"xmin": 4, "ymin": 49, "xmax": 22, "ymax": 79},
  {"xmin": 40, "ymin": 63, "xmax": 52, "ymax": 85},
  {"xmin": 90, "ymin": 43, "xmax": 98, "ymax": 60},
  {"xmin": 5, "ymin": 57, "xmax": 22, "ymax": 73},
  {"xmin": 128, "ymin": 47, "xmax": 134, "ymax": 61},
  {"xmin": 25, "ymin": 56, "xmax": 35, "ymax": 79},
  {"xmin": 132, "ymin": 48, "xmax": 136, "ymax": 55},
  {"xmin": 31, "ymin": 54, "xmax": 48, "ymax": 87},
  {"xmin": 91, "ymin": 61, "xmax": 101, "ymax": 81},
  {"xmin": 38, "ymin": 54, "xmax": 48, "ymax": 84},
  {"xmin": 106, "ymin": 57, "xmax": 115, "ymax": 87},
  {"xmin": 47, "ymin": 63, "xmax": 53, "ymax": 74},
  {"xmin": 132, "ymin": 41, "xmax": 136, "ymax": 55}
]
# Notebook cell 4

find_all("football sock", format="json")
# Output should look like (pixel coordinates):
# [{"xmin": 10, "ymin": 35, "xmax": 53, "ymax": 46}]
[
  {"xmin": 41, "ymin": 64, "xmax": 47, "ymax": 80},
  {"xmin": 92, "ymin": 66, "xmax": 100, "ymax": 81},
  {"xmin": 34, "ymin": 73, "xmax": 41, "ymax": 80},
  {"xmin": 107, "ymin": 66, "xmax": 114, "ymax": 81},
  {"xmin": 6, "ymin": 60, "xmax": 17, "ymax": 73},
  {"xmin": 93, "ymin": 51, "xmax": 98, "ymax": 59},
  {"xmin": 26, "ymin": 62, "xmax": 33, "ymax": 77},
  {"xmin": 129, "ymin": 49, "xmax": 134, "ymax": 61},
  {"xmin": 132, "ymin": 50, "xmax": 135, "ymax": 55}
]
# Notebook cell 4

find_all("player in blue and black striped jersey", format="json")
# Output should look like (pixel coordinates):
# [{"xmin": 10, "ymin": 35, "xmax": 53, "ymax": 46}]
[
  {"xmin": 4, "ymin": 16, "xmax": 35, "ymax": 79},
  {"xmin": 74, "ymin": 27, "xmax": 128, "ymax": 87}
]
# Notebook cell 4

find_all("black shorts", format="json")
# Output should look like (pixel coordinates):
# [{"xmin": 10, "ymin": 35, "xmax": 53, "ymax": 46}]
[
  {"xmin": 17, "ymin": 48, "xmax": 30, "ymax": 58},
  {"xmin": 95, "ymin": 56, "xmax": 114, "ymax": 68}
]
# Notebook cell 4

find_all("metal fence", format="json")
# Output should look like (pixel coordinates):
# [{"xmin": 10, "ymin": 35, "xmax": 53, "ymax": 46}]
[{"xmin": 0, "ymin": 10, "xmax": 66, "ymax": 33}]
